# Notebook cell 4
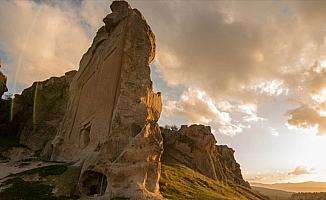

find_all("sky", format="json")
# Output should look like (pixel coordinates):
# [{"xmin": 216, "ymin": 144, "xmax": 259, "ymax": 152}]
[{"xmin": 1, "ymin": 0, "xmax": 326, "ymax": 184}]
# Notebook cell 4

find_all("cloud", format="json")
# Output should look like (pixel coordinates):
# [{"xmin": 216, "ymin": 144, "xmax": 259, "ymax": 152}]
[
  {"xmin": 132, "ymin": 0, "xmax": 326, "ymax": 135},
  {"xmin": 245, "ymin": 171, "xmax": 289, "ymax": 184},
  {"xmin": 287, "ymin": 106, "xmax": 326, "ymax": 135},
  {"xmin": 283, "ymin": 61, "xmax": 326, "ymax": 135},
  {"xmin": 135, "ymin": 1, "xmax": 325, "ymax": 101},
  {"xmin": 245, "ymin": 80, "xmax": 289, "ymax": 97},
  {"xmin": 288, "ymin": 166, "xmax": 314, "ymax": 176},
  {"xmin": 269, "ymin": 127, "xmax": 280, "ymax": 137},
  {"xmin": 79, "ymin": 0, "xmax": 109, "ymax": 32},
  {"xmin": 163, "ymin": 87, "xmax": 264, "ymax": 136},
  {"xmin": 237, "ymin": 104, "xmax": 266, "ymax": 122},
  {"xmin": 246, "ymin": 166, "xmax": 316, "ymax": 183},
  {"xmin": 163, "ymin": 88, "xmax": 239, "ymax": 135},
  {"xmin": 1, "ymin": 0, "xmax": 326, "ymax": 136},
  {"xmin": 0, "ymin": 0, "xmax": 105, "ymax": 93},
  {"xmin": 163, "ymin": 88, "xmax": 233, "ymax": 127}
]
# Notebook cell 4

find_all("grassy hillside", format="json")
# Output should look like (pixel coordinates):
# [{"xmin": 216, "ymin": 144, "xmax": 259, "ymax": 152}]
[
  {"xmin": 253, "ymin": 186, "xmax": 293, "ymax": 200},
  {"xmin": 160, "ymin": 162, "xmax": 267, "ymax": 200}
]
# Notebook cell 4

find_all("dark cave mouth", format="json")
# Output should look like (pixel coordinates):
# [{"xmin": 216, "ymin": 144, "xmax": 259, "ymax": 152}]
[{"xmin": 81, "ymin": 171, "xmax": 108, "ymax": 197}]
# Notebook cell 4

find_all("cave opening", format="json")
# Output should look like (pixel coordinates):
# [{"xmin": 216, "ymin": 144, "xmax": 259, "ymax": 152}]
[{"xmin": 81, "ymin": 171, "xmax": 108, "ymax": 197}]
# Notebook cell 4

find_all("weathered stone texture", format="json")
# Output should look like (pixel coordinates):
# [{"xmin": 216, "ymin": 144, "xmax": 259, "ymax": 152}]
[
  {"xmin": 0, "ymin": 71, "xmax": 76, "ymax": 150},
  {"xmin": 0, "ymin": 70, "xmax": 8, "ymax": 98},
  {"xmin": 161, "ymin": 124, "xmax": 250, "ymax": 188},
  {"xmin": 47, "ymin": 1, "xmax": 163, "ymax": 199}
]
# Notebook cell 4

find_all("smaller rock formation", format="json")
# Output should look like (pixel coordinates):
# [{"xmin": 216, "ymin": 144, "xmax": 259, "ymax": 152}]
[
  {"xmin": 0, "ymin": 71, "xmax": 76, "ymax": 151},
  {"xmin": 0, "ymin": 64, "xmax": 8, "ymax": 98},
  {"xmin": 161, "ymin": 124, "xmax": 250, "ymax": 188}
]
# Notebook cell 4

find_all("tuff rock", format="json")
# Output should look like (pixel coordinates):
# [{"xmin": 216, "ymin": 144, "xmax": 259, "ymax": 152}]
[
  {"xmin": 45, "ymin": 1, "xmax": 163, "ymax": 199},
  {"xmin": 161, "ymin": 124, "xmax": 250, "ymax": 188},
  {"xmin": 0, "ymin": 71, "xmax": 76, "ymax": 150},
  {"xmin": 0, "ymin": 67, "xmax": 8, "ymax": 98}
]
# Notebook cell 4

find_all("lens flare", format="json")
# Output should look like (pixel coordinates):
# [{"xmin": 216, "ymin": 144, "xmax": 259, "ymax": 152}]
[
  {"xmin": 12, "ymin": 6, "xmax": 43, "ymax": 95},
  {"xmin": 33, "ymin": 82, "xmax": 39, "ymax": 124}
]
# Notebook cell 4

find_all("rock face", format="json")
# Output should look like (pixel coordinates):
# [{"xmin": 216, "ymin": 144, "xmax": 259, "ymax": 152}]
[
  {"xmin": 0, "ymin": 67, "xmax": 8, "ymax": 98},
  {"xmin": 161, "ymin": 124, "xmax": 250, "ymax": 188},
  {"xmin": 46, "ymin": 1, "xmax": 163, "ymax": 199},
  {"xmin": 0, "ymin": 71, "xmax": 76, "ymax": 150}
]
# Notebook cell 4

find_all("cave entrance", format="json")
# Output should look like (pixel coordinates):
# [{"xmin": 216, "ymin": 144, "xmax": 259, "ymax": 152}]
[{"xmin": 81, "ymin": 171, "xmax": 108, "ymax": 197}]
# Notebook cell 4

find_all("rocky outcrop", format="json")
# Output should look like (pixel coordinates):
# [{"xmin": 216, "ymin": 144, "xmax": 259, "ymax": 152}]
[
  {"xmin": 217, "ymin": 145, "xmax": 250, "ymax": 187},
  {"xmin": 0, "ymin": 67, "xmax": 8, "ymax": 98},
  {"xmin": 46, "ymin": 1, "xmax": 163, "ymax": 199},
  {"xmin": 161, "ymin": 124, "xmax": 250, "ymax": 188},
  {"xmin": 0, "ymin": 71, "xmax": 76, "ymax": 151}
]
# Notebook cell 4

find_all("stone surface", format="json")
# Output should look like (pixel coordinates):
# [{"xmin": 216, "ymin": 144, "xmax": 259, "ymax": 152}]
[
  {"xmin": 1, "ymin": 147, "xmax": 35, "ymax": 163},
  {"xmin": 0, "ymin": 67, "xmax": 8, "ymax": 98},
  {"xmin": 46, "ymin": 1, "xmax": 163, "ymax": 199},
  {"xmin": 161, "ymin": 124, "xmax": 250, "ymax": 188},
  {"xmin": 0, "ymin": 71, "xmax": 76, "ymax": 151}
]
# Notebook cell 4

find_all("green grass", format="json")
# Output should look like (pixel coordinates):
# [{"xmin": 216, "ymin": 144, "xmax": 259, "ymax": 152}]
[
  {"xmin": 160, "ymin": 143, "xmax": 267, "ymax": 200},
  {"xmin": 160, "ymin": 163, "xmax": 266, "ymax": 200}
]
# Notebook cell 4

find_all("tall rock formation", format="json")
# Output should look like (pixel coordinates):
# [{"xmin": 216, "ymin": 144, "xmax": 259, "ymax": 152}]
[
  {"xmin": 161, "ymin": 124, "xmax": 250, "ymax": 188},
  {"xmin": 46, "ymin": 1, "xmax": 163, "ymax": 199}
]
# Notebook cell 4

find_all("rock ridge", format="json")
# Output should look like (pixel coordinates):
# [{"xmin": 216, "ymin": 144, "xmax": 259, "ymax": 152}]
[{"xmin": 161, "ymin": 124, "xmax": 250, "ymax": 188}]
